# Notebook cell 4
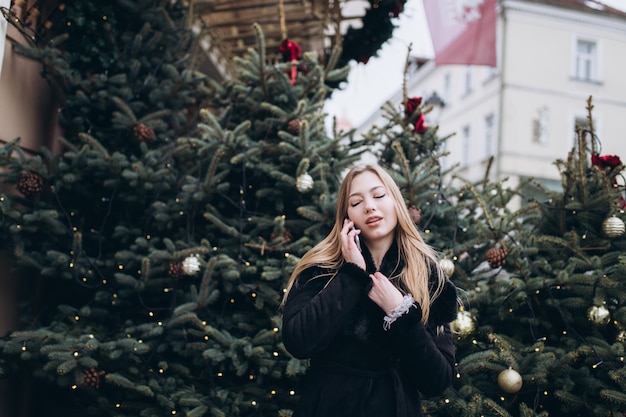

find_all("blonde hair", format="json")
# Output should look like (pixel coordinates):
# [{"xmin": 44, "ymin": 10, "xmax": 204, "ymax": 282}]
[{"xmin": 282, "ymin": 164, "xmax": 447, "ymax": 323}]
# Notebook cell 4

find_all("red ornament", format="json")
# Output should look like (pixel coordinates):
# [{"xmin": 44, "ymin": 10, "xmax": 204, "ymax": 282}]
[
  {"xmin": 405, "ymin": 97, "xmax": 423, "ymax": 116},
  {"xmin": 279, "ymin": 38, "xmax": 301, "ymax": 85},
  {"xmin": 591, "ymin": 153, "xmax": 622, "ymax": 169},
  {"xmin": 413, "ymin": 113, "xmax": 428, "ymax": 134}
]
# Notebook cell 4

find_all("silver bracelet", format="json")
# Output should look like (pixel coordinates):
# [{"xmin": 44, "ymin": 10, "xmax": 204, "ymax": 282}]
[{"xmin": 383, "ymin": 294, "xmax": 415, "ymax": 331}]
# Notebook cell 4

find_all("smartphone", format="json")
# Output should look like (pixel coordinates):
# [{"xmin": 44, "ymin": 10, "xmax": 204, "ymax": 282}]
[{"xmin": 352, "ymin": 225, "xmax": 362, "ymax": 252}]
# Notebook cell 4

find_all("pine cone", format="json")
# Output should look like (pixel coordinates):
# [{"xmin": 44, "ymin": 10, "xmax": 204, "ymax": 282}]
[
  {"xmin": 80, "ymin": 368, "xmax": 105, "ymax": 389},
  {"xmin": 16, "ymin": 171, "xmax": 44, "ymax": 198},
  {"xmin": 485, "ymin": 247, "xmax": 508, "ymax": 268},
  {"xmin": 169, "ymin": 261, "xmax": 184, "ymax": 280},
  {"xmin": 134, "ymin": 123, "xmax": 155, "ymax": 142},
  {"xmin": 287, "ymin": 119, "xmax": 301, "ymax": 134}
]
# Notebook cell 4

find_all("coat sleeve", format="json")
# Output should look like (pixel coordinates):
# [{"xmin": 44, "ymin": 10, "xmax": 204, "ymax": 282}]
[
  {"xmin": 281, "ymin": 263, "xmax": 372, "ymax": 359},
  {"xmin": 386, "ymin": 284, "xmax": 458, "ymax": 397}
]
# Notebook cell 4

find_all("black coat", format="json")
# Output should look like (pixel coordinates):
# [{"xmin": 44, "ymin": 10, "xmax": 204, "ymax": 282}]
[{"xmin": 282, "ymin": 243, "xmax": 458, "ymax": 417}]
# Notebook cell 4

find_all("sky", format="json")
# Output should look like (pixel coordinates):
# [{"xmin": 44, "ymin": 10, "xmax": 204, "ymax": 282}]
[
  {"xmin": 325, "ymin": 0, "xmax": 432, "ymax": 128},
  {"xmin": 325, "ymin": 0, "xmax": 626, "ymax": 128}
]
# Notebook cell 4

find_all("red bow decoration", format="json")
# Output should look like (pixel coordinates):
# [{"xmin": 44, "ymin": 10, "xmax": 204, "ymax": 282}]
[
  {"xmin": 591, "ymin": 153, "xmax": 622, "ymax": 169},
  {"xmin": 591, "ymin": 153, "xmax": 625, "ymax": 208},
  {"xmin": 405, "ymin": 97, "xmax": 427, "ymax": 134},
  {"xmin": 405, "ymin": 97, "xmax": 422, "ymax": 116},
  {"xmin": 280, "ymin": 38, "xmax": 301, "ymax": 85},
  {"xmin": 413, "ymin": 113, "xmax": 427, "ymax": 134}
]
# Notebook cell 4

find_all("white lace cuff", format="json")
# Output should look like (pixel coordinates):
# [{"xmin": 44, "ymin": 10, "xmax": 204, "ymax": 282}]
[{"xmin": 383, "ymin": 294, "xmax": 415, "ymax": 331}]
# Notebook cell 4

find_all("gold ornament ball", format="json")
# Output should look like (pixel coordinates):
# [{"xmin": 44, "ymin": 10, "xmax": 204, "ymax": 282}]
[
  {"xmin": 602, "ymin": 215, "xmax": 625, "ymax": 238},
  {"xmin": 182, "ymin": 255, "xmax": 201, "ymax": 276},
  {"xmin": 450, "ymin": 310, "xmax": 475, "ymax": 336},
  {"xmin": 587, "ymin": 305, "xmax": 611, "ymax": 325},
  {"xmin": 296, "ymin": 173, "xmax": 314, "ymax": 193},
  {"xmin": 498, "ymin": 368, "xmax": 523, "ymax": 394},
  {"xmin": 617, "ymin": 330, "xmax": 626, "ymax": 343},
  {"xmin": 439, "ymin": 258, "xmax": 455, "ymax": 278}
]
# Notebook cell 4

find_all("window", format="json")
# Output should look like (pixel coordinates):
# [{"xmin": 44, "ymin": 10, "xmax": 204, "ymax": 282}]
[
  {"xmin": 464, "ymin": 67, "xmax": 472, "ymax": 94},
  {"xmin": 532, "ymin": 107, "xmax": 549, "ymax": 144},
  {"xmin": 574, "ymin": 39, "xmax": 597, "ymax": 81},
  {"xmin": 570, "ymin": 115, "xmax": 590, "ymax": 149},
  {"xmin": 484, "ymin": 114, "xmax": 495, "ymax": 158},
  {"xmin": 462, "ymin": 125, "xmax": 471, "ymax": 166},
  {"xmin": 483, "ymin": 66, "xmax": 498, "ymax": 82},
  {"xmin": 443, "ymin": 72, "xmax": 451, "ymax": 103}
]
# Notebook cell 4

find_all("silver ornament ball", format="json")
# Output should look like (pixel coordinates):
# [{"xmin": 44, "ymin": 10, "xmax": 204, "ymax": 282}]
[
  {"xmin": 439, "ymin": 258, "xmax": 455, "ymax": 278},
  {"xmin": 588, "ymin": 305, "xmax": 611, "ymax": 325},
  {"xmin": 450, "ymin": 310, "xmax": 476, "ymax": 337},
  {"xmin": 296, "ymin": 173, "xmax": 314, "ymax": 193},
  {"xmin": 498, "ymin": 368, "xmax": 523, "ymax": 394},
  {"xmin": 602, "ymin": 215, "xmax": 625, "ymax": 238},
  {"xmin": 182, "ymin": 255, "xmax": 201, "ymax": 276}
]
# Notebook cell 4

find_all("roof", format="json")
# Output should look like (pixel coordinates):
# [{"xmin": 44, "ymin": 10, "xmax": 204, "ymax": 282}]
[{"xmin": 520, "ymin": 0, "xmax": 626, "ymax": 19}]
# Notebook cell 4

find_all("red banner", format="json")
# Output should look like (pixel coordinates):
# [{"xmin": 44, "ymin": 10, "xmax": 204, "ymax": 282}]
[{"xmin": 423, "ymin": 0, "xmax": 497, "ymax": 67}]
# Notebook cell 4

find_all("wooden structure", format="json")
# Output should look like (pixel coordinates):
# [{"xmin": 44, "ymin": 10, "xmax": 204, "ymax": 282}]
[{"xmin": 191, "ymin": 0, "xmax": 364, "ymax": 78}]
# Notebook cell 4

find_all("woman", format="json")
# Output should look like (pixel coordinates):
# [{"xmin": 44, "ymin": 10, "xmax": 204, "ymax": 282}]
[{"xmin": 281, "ymin": 164, "xmax": 458, "ymax": 417}]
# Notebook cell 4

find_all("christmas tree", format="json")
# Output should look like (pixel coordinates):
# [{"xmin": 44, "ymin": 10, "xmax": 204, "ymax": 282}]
[
  {"xmin": 2, "ymin": 0, "xmax": 625, "ymax": 416},
  {"xmin": 0, "ymin": 1, "xmax": 365, "ymax": 416},
  {"xmin": 420, "ymin": 97, "xmax": 626, "ymax": 417}
]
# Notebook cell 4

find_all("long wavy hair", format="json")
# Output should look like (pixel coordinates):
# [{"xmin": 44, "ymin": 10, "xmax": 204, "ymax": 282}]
[{"xmin": 282, "ymin": 164, "xmax": 448, "ymax": 323}]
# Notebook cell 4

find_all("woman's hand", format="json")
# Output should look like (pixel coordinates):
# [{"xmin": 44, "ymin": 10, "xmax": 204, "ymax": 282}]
[
  {"xmin": 341, "ymin": 219, "xmax": 365, "ymax": 270},
  {"xmin": 368, "ymin": 272, "xmax": 404, "ymax": 316}
]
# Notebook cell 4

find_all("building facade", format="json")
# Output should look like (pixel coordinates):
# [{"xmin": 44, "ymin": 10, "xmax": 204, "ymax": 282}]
[{"xmin": 361, "ymin": 0, "xmax": 626, "ymax": 194}]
